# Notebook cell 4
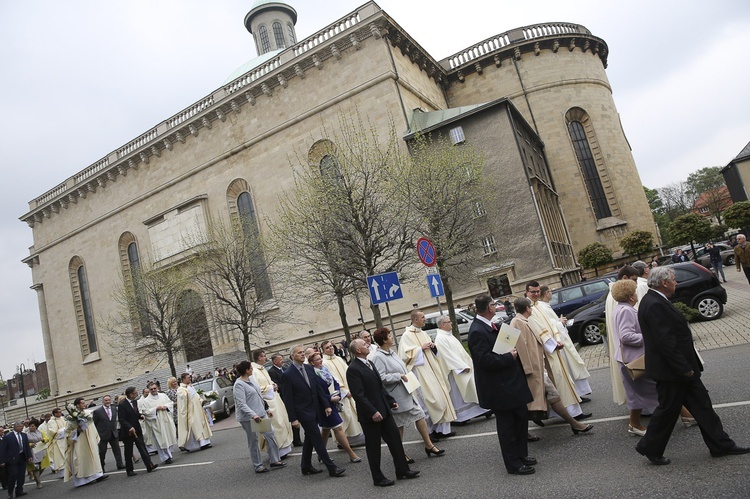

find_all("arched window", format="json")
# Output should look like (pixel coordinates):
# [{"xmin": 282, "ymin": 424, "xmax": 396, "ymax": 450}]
[
  {"xmin": 273, "ymin": 22, "xmax": 285, "ymax": 49},
  {"xmin": 119, "ymin": 233, "xmax": 151, "ymax": 335},
  {"xmin": 566, "ymin": 108, "xmax": 614, "ymax": 220},
  {"xmin": 227, "ymin": 179, "xmax": 273, "ymax": 302},
  {"xmin": 287, "ymin": 23, "xmax": 296, "ymax": 44},
  {"xmin": 319, "ymin": 154, "xmax": 343, "ymax": 186},
  {"xmin": 178, "ymin": 290, "xmax": 213, "ymax": 362},
  {"xmin": 69, "ymin": 256, "xmax": 98, "ymax": 356},
  {"xmin": 258, "ymin": 25, "xmax": 271, "ymax": 53}
]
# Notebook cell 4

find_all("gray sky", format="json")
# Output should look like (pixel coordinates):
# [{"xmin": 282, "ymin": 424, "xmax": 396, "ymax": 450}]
[{"xmin": 1, "ymin": 0, "xmax": 748, "ymax": 386}]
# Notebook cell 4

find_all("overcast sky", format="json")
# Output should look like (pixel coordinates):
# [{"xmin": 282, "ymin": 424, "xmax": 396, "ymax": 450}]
[{"xmin": 1, "ymin": 0, "xmax": 748, "ymax": 388}]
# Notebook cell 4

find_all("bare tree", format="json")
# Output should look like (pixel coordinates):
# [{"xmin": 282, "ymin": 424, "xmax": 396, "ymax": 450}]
[
  {"xmin": 190, "ymin": 216, "xmax": 283, "ymax": 359},
  {"xmin": 272, "ymin": 112, "xmax": 419, "ymax": 329},
  {"xmin": 394, "ymin": 132, "xmax": 486, "ymax": 338},
  {"xmin": 686, "ymin": 166, "xmax": 731, "ymax": 225},
  {"xmin": 659, "ymin": 181, "xmax": 696, "ymax": 222},
  {"xmin": 102, "ymin": 262, "xmax": 204, "ymax": 378}
]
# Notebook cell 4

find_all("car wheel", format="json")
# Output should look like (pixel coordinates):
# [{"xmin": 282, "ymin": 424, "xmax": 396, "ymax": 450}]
[
  {"xmin": 694, "ymin": 296, "xmax": 723, "ymax": 320},
  {"xmin": 222, "ymin": 399, "xmax": 229, "ymax": 417},
  {"xmin": 581, "ymin": 322, "xmax": 603, "ymax": 345},
  {"xmin": 726, "ymin": 255, "xmax": 735, "ymax": 266}
]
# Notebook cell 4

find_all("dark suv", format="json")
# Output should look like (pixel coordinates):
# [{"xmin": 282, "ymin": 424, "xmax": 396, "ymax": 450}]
[
  {"xmin": 566, "ymin": 262, "xmax": 727, "ymax": 345},
  {"xmin": 548, "ymin": 275, "xmax": 616, "ymax": 316}
]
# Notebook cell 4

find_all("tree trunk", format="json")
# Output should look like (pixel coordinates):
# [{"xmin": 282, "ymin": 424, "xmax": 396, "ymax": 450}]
[
  {"xmin": 371, "ymin": 303, "xmax": 383, "ymax": 329},
  {"xmin": 242, "ymin": 329, "xmax": 252, "ymax": 361},
  {"xmin": 167, "ymin": 349, "xmax": 177, "ymax": 378},
  {"xmin": 438, "ymin": 264, "xmax": 461, "ymax": 341},
  {"xmin": 335, "ymin": 292, "xmax": 351, "ymax": 344}
]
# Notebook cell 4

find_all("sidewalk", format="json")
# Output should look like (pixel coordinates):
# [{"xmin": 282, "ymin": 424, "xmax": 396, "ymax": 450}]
[{"xmin": 580, "ymin": 268, "xmax": 750, "ymax": 370}]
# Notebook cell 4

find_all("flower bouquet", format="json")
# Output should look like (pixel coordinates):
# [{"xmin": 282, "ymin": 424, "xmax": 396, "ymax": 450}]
[
  {"xmin": 64, "ymin": 403, "xmax": 93, "ymax": 440},
  {"xmin": 197, "ymin": 388, "xmax": 218, "ymax": 406}
]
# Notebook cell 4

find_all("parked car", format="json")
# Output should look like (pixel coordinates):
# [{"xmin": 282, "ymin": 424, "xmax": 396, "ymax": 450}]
[
  {"xmin": 566, "ymin": 262, "xmax": 727, "ymax": 345},
  {"xmin": 192, "ymin": 376, "xmax": 235, "ymax": 418},
  {"xmin": 424, "ymin": 309, "xmax": 474, "ymax": 340},
  {"xmin": 548, "ymin": 275, "xmax": 616, "ymax": 316},
  {"xmin": 694, "ymin": 243, "xmax": 736, "ymax": 268}
]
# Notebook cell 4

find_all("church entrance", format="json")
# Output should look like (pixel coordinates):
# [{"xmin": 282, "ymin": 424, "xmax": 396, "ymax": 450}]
[{"xmin": 178, "ymin": 290, "xmax": 214, "ymax": 362}]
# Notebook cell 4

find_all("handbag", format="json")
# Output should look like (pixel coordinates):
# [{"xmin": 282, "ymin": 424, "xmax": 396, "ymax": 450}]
[{"xmin": 625, "ymin": 354, "xmax": 646, "ymax": 380}]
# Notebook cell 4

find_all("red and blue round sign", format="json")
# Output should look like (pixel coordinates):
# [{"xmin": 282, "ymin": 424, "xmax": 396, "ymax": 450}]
[{"xmin": 416, "ymin": 237, "xmax": 437, "ymax": 267}]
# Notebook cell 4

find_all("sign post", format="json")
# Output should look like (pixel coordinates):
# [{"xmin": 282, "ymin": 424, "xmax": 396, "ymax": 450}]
[{"xmin": 366, "ymin": 272, "xmax": 403, "ymax": 348}]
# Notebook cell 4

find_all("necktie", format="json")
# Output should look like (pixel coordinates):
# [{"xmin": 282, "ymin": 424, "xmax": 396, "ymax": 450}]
[
  {"xmin": 106, "ymin": 406, "xmax": 111, "ymax": 419},
  {"xmin": 298, "ymin": 365, "xmax": 310, "ymax": 387},
  {"xmin": 17, "ymin": 432, "xmax": 22, "ymax": 450},
  {"xmin": 492, "ymin": 322, "xmax": 498, "ymax": 331},
  {"xmin": 131, "ymin": 400, "xmax": 137, "ymax": 410}
]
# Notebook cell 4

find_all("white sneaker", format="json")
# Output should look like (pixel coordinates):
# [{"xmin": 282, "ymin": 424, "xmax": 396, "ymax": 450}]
[{"xmin": 628, "ymin": 425, "xmax": 647, "ymax": 436}]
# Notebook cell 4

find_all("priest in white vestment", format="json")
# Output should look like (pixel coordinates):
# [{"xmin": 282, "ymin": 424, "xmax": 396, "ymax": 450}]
[
  {"xmin": 537, "ymin": 286, "xmax": 592, "ymax": 398},
  {"xmin": 398, "ymin": 310, "xmax": 457, "ymax": 436},
  {"xmin": 433, "ymin": 316, "xmax": 488, "ymax": 422},
  {"xmin": 250, "ymin": 351, "xmax": 293, "ymax": 457},
  {"xmin": 177, "ymin": 373, "xmax": 213, "ymax": 451},
  {"xmin": 140, "ymin": 383, "xmax": 178, "ymax": 463},
  {"xmin": 64, "ymin": 398, "xmax": 106, "ymax": 486},
  {"xmin": 46, "ymin": 408, "xmax": 68, "ymax": 477},
  {"xmin": 321, "ymin": 340, "xmax": 365, "ymax": 446}
]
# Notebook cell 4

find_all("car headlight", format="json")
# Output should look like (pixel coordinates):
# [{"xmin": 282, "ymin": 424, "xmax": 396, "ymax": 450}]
[{"xmin": 566, "ymin": 319, "xmax": 575, "ymax": 327}]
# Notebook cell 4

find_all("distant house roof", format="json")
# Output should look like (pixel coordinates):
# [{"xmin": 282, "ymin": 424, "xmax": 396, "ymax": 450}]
[
  {"xmin": 691, "ymin": 185, "xmax": 732, "ymax": 215},
  {"xmin": 733, "ymin": 140, "xmax": 750, "ymax": 162}
]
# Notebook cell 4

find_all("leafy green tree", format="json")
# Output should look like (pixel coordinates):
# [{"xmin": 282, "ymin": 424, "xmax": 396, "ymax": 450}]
[
  {"xmin": 35, "ymin": 387, "xmax": 50, "ymax": 401},
  {"xmin": 668, "ymin": 213, "xmax": 713, "ymax": 258},
  {"xmin": 723, "ymin": 201, "xmax": 750, "ymax": 233},
  {"xmin": 620, "ymin": 231, "xmax": 654, "ymax": 259},
  {"xmin": 686, "ymin": 166, "xmax": 731, "ymax": 224},
  {"xmin": 395, "ymin": 132, "xmax": 487, "ymax": 339},
  {"xmin": 644, "ymin": 186, "xmax": 664, "ymax": 214},
  {"xmin": 577, "ymin": 242, "xmax": 613, "ymax": 276}
]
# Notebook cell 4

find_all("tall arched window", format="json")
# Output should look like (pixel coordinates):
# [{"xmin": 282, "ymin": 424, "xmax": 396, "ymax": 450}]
[
  {"xmin": 319, "ymin": 154, "xmax": 343, "ymax": 186},
  {"xmin": 287, "ymin": 23, "xmax": 296, "ymax": 44},
  {"xmin": 258, "ymin": 25, "xmax": 271, "ymax": 53},
  {"xmin": 119, "ymin": 233, "xmax": 151, "ymax": 335},
  {"xmin": 69, "ymin": 256, "xmax": 98, "ymax": 356},
  {"xmin": 178, "ymin": 290, "xmax": 214, "ymax": 362},
  {"xmin": 237, "ymin": 191, "xmax": 273, "ymax": 301},
  {"xmin": 272, "ymin": 22, "xmax": 285, "ymax": 49}
]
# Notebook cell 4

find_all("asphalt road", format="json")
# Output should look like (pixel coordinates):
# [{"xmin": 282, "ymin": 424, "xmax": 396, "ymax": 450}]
[{"xmin": 25, "ymin": 344, "xmax": 750, "ymax": 499}]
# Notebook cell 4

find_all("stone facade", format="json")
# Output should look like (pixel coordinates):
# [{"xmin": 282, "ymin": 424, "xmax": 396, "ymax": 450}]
[{"xmin": 20, "ymin": 2, "xmax": 654, "ymax": 394}]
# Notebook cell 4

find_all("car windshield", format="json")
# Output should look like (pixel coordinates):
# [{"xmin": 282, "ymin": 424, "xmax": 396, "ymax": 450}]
[{"xmin": 193, "ymin": 380, "xmax": 214, "ymax": 392}]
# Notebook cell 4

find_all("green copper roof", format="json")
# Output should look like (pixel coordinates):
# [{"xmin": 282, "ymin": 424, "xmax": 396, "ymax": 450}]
[
  {"xmin": 223, "ymin": 49, "xmax": 283, "ymax": 84},
  {"xmin": 408, "ymin": 104, "xmax": 487, "ymax": 133}
]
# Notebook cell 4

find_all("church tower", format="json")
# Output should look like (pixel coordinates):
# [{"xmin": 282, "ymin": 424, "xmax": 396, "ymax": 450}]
[{"xmin": 244, "ymin": 0, "xmax": 298, "ymax": 56}]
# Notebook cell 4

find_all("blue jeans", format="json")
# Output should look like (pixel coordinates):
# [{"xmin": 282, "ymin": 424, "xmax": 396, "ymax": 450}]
[{"xmin": 711, "ymin": 259, "xmax": 726, "ymax": 282}]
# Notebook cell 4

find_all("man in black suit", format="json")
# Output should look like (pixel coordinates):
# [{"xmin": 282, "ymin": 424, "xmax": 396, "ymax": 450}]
[
  {"xmin": 0, "ymin": 427, "xmax": 7, "ymax": 492},
  {"xmin": 269, "ymin": 353, "xmax": 303, "ymax": 447},
  {"xmin": 347, "ymin": 339, "xmax": 418, "ymax": 487},
  {"xmin": 281, "ymin": 345, "xmax": 345, "ymax": 477},
  {"xmin": 0, "ymin": 421, "xmax": 33, "ymax": 498},
  {"xmin": 468, "ymin": 294, "xmax": 536, "ymax": 476},
  {"xmin": 635, "ymin": 267, "xmax": 749, "ymax": 465},
  {"xmin": 118, "ymin": 387, "xmax": 158, "ymax": 476},
  {"xmin": 93, "ymin": 395, "xmax": 125, "ymax": 471}
]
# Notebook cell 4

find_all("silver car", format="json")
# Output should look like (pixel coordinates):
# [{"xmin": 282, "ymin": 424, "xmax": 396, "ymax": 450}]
[
  {"xmin": 193, "ymin": 376, "xmax": 235, "ymax": 418},
  {"xmin": 423, "ymin": 309, "xmax": 474, "ymax": 341}
]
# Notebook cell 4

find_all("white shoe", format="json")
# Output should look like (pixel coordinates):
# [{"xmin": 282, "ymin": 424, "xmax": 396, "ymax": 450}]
[
  {"xmin": 681, "ymin": 416, "xmax": 698, "ymax": 428},
  {"xmin": 628, "ymin": 424, "xmax": 647, "ymax": 436}
]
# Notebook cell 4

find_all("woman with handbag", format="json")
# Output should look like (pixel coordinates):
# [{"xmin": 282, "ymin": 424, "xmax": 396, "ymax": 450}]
[{"xmin": 611, "ymin": 279, "xmax": 659, "ymax": 436}]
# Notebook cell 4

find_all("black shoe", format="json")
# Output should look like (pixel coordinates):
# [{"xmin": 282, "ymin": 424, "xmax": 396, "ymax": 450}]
[
  {"xmin": 527, "ymin": 435, "xmax": 540, "ymax": 442},
  {"xmin": 374, "ymin": 478, "xmax": 395, "ymax": 487},
  {"xmin": 440, "ymin": 431, "xmax": 457, "ymax": 438},
  {"xmin": 424, "ymin": 446, "xmax": 445, "ymax": 457},
  {"xmin": 405, "ymin": 455, "xmax": 415, "ymax": 464},
  {"xmin": 710, "ymin": 445, "xmax": 750, "ymax": 457},
  {"xmin": 16, "ymin": 493, "xmax": 27, "ymax": 498},
  {"xmin": 572, "ymin": 424, "xmax": 594, "ymax": 435},
  {"xmin": 428, "ymin": 432, "xmax": 441, "ymax": 442},
  {"xmin": 580, "ymin": 397, "xmax": 591, "ymax": 403},
  {"xmin": 147, "ymin": 464, "xmax": 158, "ymax": 473},
  {"xmin": 117, "ymin": 464, "xmax": 126, "ymax": 470},
  {"xmin": 127, "ymin": 471, "xmax": 137, "ymax": 477},
  {"xmin": 574, "ymin": 412, "xmax": 592, "ymax": 421},
  {"xmin": 270, "ymin": 461, "xmax": 287, "ymax": 469},
  {"xmin": 328, "ymin": 467, "xmax": 346, "ymax": 477},
  {"xmin": 164, "ymin": 458, "xmax": 173, "ymax": 465},
  {"xmin": 636, "ymin": 446, "xmax": 670, "ymax": 465},
  {"xmin": 200, "ymin": 444, "xmax": 212, "ymax": 450},
  {"xmin": 292, "ymin": 441, "xmax": 304, "ymax": 447},
  {"xmin": 301, "ymin": 467, "xmax": 323, "ymax": 475},
  {"xmin": 508, "ymin": 465, "xmax": 535, "ymax": 475},
  {"xmin": 396, "ymin": 470, "xmax": 420, "ymax": 479},
  {"xmin": 95, "ymin": 475, "xmax": 109, "ymax": 483},
  {"xmin": 531, "ymin": 419, "xmax": 545, "ymax": 427},
  {"xmin": 520, "ymin": 457, "xmax": 537, "ymax": 466}
]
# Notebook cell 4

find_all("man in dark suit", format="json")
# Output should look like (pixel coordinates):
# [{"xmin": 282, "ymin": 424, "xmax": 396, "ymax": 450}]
[
  {"xmin": 468, "ymin": 294, "xmax": 536, "ymax": 476},
  {"xmin": 118, "ymin": 386, "xmax": 158, "ymax": 476},
  {"xmin": 635, "ymin": 266, "xmax": 749, "ymax": 465},
  {"xmin": 0, "ymin": 421, "xmax": 33, "ymax": 498},
  {"xmin": 269, "ymin": 353, "xmax": 303, "ymax": 447},
  {"xmin": 93, "ymin": 395, "xmax": 125, "ymax": 471},
  {"xmin": 281, "ymin": 344, "xmax": 345, "ymax": 477},
  {"xmin": 0, "ymin": 427, "xmax": 7, "ymax": 492},
  {"xmin": 347, "ymin": 338, "xmax": 419, "ymax": 487}
]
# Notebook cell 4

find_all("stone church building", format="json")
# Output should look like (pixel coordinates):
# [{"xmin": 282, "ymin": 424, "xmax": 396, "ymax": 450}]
[{"xmin": 21, "ymin": 0, "xmax": 654, "ymax": 395}]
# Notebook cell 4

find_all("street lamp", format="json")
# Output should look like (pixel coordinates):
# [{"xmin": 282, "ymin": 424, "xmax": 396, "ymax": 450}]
[{"xmin": 18, "ymin": 363, "xmax": 29, "ymax": 419}]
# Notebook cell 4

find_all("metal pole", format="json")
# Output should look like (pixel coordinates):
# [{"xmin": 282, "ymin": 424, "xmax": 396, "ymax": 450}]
[
  {"xmin": 385, "ymin": 302, "xmax": 398, "ymax": 349},
  {"xmin": 435, "ymin": 297, "xmax": 443, "ymax": 314},
  {"xmin": 19, "ymin": 363, "xmax": 29, "ymax": 419}
]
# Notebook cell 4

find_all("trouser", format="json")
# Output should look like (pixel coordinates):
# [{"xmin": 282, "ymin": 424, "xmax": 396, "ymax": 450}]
[
  {"xmin": 299, "ymin": 419, "xmax": 336, "ymax": 471},
  {"xmin": 635, "ymin": 378, "xmax": 735, "ymax": 457},
  {"xmin": 240, "ymin": 420, "xmax": 280, "ymax": 470},
  {"xmin": 494, "ymin": 405, "xmax": 529, "ymax": 472},
  {"xmin": 122, "ymin": 435, "xmax": 154, "ymax": 472},
  {"xmin": 742, "ymin": 265, "xmax": 750, "ymax": 284},
  {"xmin": 98, "ymin": 434, "xmax": 124, "ymax": 469},
  {"xmin": 711, "ymin": 260, "xmax": 726, "ymax": 281},
  {"xmin": 292, "ymin": 424, "xmax": 303, "ymax": 445},
  {"xmin": 6, "ymin": 458, "xmax": 25, "ymax": 495},
  {"xmin": 360, "ymin": 413, "xmax": 409, "ymax": 482},
  {"xmin": 0, "ymin": 461, "xmax": 7, "ymax": 489}
]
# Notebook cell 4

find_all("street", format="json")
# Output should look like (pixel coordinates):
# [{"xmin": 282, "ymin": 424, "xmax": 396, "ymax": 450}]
[{"xmin": 23, "ymin": 343, "xmax": 750, "ymax": 499}]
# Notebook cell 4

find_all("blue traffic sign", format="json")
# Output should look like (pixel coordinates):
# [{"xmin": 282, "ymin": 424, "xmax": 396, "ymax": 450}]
[
  {"xmin": 427, "ymin": 274, "xmax": 444, "ymax": 298},
  {"xmin": 366, "ymin": 272, "xmax": 403, "ymax": 305}
]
